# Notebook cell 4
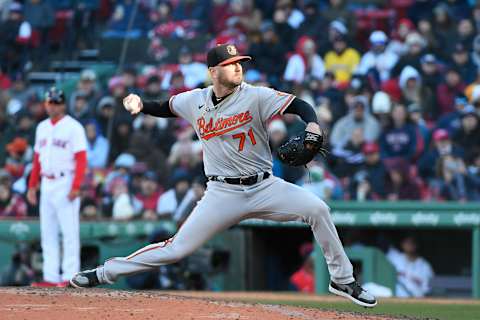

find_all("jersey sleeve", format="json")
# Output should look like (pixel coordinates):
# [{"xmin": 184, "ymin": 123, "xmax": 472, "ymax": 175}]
[
  {"xmin": 169, "ymin": 90, "xmax": 198, "ymax": 124},
  {"xmin": 72, "ymin": 122, "xmax": 88, "ymax": 153},
  {"xmin": 256, "ymin": 86, "xmax": 295, "ymax": 122}
]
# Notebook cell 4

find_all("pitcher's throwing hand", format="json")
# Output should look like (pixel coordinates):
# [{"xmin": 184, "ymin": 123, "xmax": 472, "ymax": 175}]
[{"xmin": 123, "ymin": 93, "xmax": 143, "ymax": 115}]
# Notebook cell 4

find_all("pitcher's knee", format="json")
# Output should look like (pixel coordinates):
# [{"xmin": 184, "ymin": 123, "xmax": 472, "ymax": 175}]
[
  {"xmin": 167, "ymin": 242, "xmax": 194, "ymax": 263},
  {"xmin": 306, "ymin": 200, "xmax": 330, "ymax": 223},
  {"xmin": 163, "ymin": 241, "xmax": 195, "ymax": 263}
]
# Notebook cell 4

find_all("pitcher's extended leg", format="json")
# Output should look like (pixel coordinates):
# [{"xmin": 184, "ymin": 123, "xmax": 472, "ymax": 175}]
[
  {"xmin": 251, "ymin": 177, "xmax": 354, "ymax": 284},
  {"xmin": 250, "ymin": 177, "xmax": 376, "ymax": 307},
  {"xmin": 97, "ymin": 182, "xmax": 247, "ymax": 284}
]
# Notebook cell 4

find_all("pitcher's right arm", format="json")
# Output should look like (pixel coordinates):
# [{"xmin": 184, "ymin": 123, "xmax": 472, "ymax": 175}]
[{"xmin": 123, "ymin": 94, "xmax": 177, "ymax": 118}]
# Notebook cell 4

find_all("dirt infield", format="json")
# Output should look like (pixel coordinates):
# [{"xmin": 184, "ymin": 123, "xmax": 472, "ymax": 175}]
[{"xmin": 0, "ymin": 287, "xmax": 397, "ymax": 320}]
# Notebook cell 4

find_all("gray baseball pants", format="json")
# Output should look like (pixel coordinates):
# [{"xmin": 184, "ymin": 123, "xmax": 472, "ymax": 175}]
[{"xmin": 96, "ymin": 176, "xmax": 354, "ymax": 285}]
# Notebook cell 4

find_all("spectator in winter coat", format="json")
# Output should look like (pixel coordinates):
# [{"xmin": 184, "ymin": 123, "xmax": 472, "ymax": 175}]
[
  {"xmin": 391, "ymin": 32, "xmax": 426, "ymax": 78},
  {"xmin": 357, "ymin": 30, "xmax": 399, "ymax": 83},
  {"xmin": 322, "ymin": 0, "xmax": 356, "ymax": 35},
  {"xmin": 387, "ymin": 18, "xmax": 415, "ymax": 57},
  {"xmin": 104, "ymin": 0, "xmax": 149, "ymax": 38},
  {"xmin": 0, "ymin": 179, "xmax": 27, "ymax": 218},
  {"xmin": 452, "ymin": 106, "xmax": 480, "ymax": 161},
  {"xmin": 431, "ymin": 154, "xmax": 469, "ymax": 201},
  {"xmin": 417, "ymin": 54, "xmax": 440, "ymax": 120},
  {"xmin": 436, "ymin": 68, "xmax": 466, "ymax": 118},
  {"xmin": 371, "ymin": 91, "xmax": 392, "ymax": 131},
  {"xmin": 431, "ymin": 3, "xmax": 457, "ymax": 59},
  {"xmin": 295, "ymin": 1, "xmax": 326, "ymax": 45},
  {"xmin": 455, "ymin": 18, "xmax": 476, "ymax": 52},
  {"xmin": 69, "ymin": 69, "xmax": 101, "ymax": 114},
  {"xmin": 156, "ymin": 169, "xmax": 191, "ymax": 220},
  {"xmin": 380, "ymin": 104, "xmax": 418, "ymax": 160},
  {"xmin": 4, "ymin": 137, "xmax": 31, "ymax": 179},
  {"xmin": 24, "ymin": 0, "xmax": 54, "ymax": 65},
  {"xmin": 419, "ymin": 129, "xmax": 464, "ymax": 180},
  {"xmin": 135, "ymin": 171, "xmax": 163, "ymax": 220},
  {"xmin": 330, "ymin": 127, "xmax": 365, "ymax": 178},
  {"xmin": 249, "ymin": 21, "xmax": 288, "ymax": 88},
  {"xmin": 95, "ymin": 96, "xmax": 116, "ymax": 139},
  {"xmin": 324, "ymin": 34, "xmax": 360, "ymax": 84},
  {"xmin": 330, "ymin": 95, "xmax": 381, "ymax": 148},
  {"xmin": 408, "ymin": 103, "xmax": 429, "ymax": 153},
  {"xmin": 449, "ymin": 42, "xmax": 477, "ymax": 85},
  {"xmin": 84, "ymin": 120, "xmax": 109, "ymax": 169},
  {"xmin": 349, "ymin": 142, "xmax": 387, "ymax": 200},
  {"xmin": 436, "ymin": 95, "xmax": 469, "ymax": 135},
  {"xmin": 168, "ymin": 47, "xmax": 208, "ymax": 89},
  {"xmin": 284, "ymin": 36, "xmax": 325, "ymax": 84},
  {"xmin": 0, "ymin": 3, "xmax": 32, "ymax": 75},
  {"xmin": 69, "ymin": 92, "xmax": 93, "ymax": 125},
  {"xmin": 398, "ymin": 65, "xmax": 422, "ymax": 107},
  {"xmin": 384, "ymin": 158, "xmax": 421, "ymax": 200},
  {"xmin": 273, "ymin": 0, "xmax": 305, "ymax": 30}
]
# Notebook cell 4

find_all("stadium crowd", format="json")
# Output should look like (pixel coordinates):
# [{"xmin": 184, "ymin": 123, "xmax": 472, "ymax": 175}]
[{"xmin": 1, "ymin": 0, "xmax": 480, "ymax": 223}]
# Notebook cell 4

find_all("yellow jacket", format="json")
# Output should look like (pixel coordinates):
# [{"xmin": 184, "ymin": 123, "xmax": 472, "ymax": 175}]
[{"xmin": 324, "ymin": 48, "xmax": 361, "ymax": 83}]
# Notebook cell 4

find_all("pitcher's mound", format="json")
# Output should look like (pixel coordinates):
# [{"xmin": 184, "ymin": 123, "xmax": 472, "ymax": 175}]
[{"xmin": 0, "ymin": 287, "xmax": 393, "ymax": 320}]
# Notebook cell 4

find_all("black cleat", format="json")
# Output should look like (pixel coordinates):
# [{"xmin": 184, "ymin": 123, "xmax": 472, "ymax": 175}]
[
  {"xmin": 69, "ymin": 268, "xmax": 101, "ymax": 288},
  {"xmin": 329, "ymin": 281, "xmax": 377, "ymax": 308}
]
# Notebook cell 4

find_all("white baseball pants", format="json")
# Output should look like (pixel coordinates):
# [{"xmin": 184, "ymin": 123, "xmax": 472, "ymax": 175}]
[{"xmin": 40, "ymin": 174, "xmax": 80, "ymax": 282}]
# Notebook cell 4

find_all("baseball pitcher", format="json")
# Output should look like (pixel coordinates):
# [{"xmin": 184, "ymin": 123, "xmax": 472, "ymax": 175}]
[{"xmin": 70, "ymin": 44, "xmax": 376, "ymax": 307}]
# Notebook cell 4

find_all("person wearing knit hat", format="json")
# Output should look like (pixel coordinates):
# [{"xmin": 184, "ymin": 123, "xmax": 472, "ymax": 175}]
[
  {"xmin": 391, "ymin": 32, "xmax": 426, "ymax": 78},
  {"xmin": 330, "ymin": 95, "xmax": 381, "ymax": 149},
  {"xmin": 357, "ymin": 31, "xmax": 399, "ymax": 82},
  {"xmin": 419, "ymin": 128, "xmax": 464, "ymax": 180},
  {"xmin": 4, "ymin": 137, "xmax": 30, "ymax": 179}
]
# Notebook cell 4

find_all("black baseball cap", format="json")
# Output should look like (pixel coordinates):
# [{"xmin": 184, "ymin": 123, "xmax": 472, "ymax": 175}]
[
  {"xmin": 45, "ymin": 86, "xmax": 65, "ymax": 104},
  {"xmin": 207, "ymin": 44, "xmax": 251, "ymax": 68}
]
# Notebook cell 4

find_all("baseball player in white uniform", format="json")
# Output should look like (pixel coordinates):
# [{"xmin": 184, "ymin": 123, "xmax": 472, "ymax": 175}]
[
  {"xmin": 70, "ymin": 44, "xmax": 376, "ymax": 307},
  {"xmin": 28, "ymin": 87, "xmax": 88, "ymax": 287}
]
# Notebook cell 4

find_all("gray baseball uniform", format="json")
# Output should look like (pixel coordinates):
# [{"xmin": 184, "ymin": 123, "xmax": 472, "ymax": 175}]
[{"xmin": 96, "ymin": 82, "xmax": 354, "ymax": 285}]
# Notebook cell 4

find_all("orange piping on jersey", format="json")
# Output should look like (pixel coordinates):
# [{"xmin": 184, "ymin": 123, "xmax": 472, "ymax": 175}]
[
  {"xmin": 168, "ymin": 95, "xmax": 178, "ymax": 116},
  {"xmin": 278, "ymin": 94, "xmax": 295, "ymax": 115},
  {"xmin": 125, "ymin": 237, "xmax": 174, "ymax": 260},
  {"xmin": 198, "ymin": 110, "xmax": 253, "ymax": 140}
]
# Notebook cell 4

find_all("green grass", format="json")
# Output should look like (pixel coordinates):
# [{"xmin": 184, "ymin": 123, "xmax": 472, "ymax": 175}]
[{"xmin": 239, "ymin": 298, "xmax": 480, "ymax": 320}]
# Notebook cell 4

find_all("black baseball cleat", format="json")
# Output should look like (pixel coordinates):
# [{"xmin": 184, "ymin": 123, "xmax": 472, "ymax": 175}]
[
  {"xmin": 69, "ymin": 268, "xmax": 101, "ymax": 288},
  {"xmin": 329, "ymin": 281, "xmax": 377, "ymax": 308}
]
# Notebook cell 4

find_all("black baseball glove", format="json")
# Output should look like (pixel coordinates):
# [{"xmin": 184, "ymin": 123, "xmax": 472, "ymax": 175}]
[{"xmin": 277, "ymin": 130, "xmax": 327, "ymax": 167}]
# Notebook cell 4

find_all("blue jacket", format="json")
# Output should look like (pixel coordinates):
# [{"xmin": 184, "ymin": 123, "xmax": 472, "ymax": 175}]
[{"xmin": 380, "ymin": 124, "xmax": 417, "ymax": 160}]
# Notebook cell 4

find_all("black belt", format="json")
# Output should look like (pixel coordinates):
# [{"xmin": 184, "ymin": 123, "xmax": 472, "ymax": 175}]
[{"xmin": 208, "ymin": 172, "xmax": 270, "ymax": 186}]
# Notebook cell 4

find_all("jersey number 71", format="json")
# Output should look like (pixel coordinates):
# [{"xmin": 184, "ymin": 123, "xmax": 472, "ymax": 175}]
[{"xmin": 232, "ymin": 128, "xmax": 257, "ymax": 152}]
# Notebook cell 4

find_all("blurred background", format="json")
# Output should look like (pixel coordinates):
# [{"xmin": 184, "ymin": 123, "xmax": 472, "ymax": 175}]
[{"xmin": 0, "ymin": 0, "xmax": 479, "ymax": 299}]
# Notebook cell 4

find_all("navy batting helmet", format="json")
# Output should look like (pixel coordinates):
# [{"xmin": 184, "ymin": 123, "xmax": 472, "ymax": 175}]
[{"xmin": 45, "ymin": 87, "xmax": 65, "ymax": 104}]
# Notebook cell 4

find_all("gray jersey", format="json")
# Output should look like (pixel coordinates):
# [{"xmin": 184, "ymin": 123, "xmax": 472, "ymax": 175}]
[{"xmin": 170, "ymin": 82, "xmax": 295, "ymax": 177}]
